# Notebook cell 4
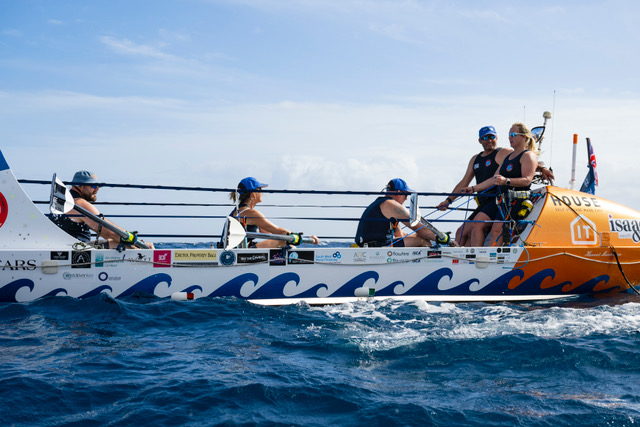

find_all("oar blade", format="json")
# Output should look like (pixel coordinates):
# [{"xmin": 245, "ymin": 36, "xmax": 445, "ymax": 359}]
[
  {"xmin": 49, "ymin": 174, "xmax": 75, "ymax": 215},
  {"xmin": 224, "ymin": 216, "xmax": 246, "ymax": 250},
  {"xmin": 409, "ymin": 192, "xmax": 421, "ymax": 227}
]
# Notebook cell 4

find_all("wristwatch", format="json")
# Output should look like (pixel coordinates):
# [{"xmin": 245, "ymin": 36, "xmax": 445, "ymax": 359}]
[{"xmin": 506, "ymin": 178, "xmax": 511, "ymax": 185}]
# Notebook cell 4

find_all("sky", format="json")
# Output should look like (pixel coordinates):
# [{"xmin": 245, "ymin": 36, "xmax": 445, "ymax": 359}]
[{"xmin": 1, "ymin": 0, "xmax": 640, "ymax": 240}]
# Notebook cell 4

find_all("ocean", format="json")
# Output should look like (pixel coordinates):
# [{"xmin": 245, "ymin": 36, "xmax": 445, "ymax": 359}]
[{"xmin": 3, "ymin": 289, "xmax": 640, "ymax": 426}]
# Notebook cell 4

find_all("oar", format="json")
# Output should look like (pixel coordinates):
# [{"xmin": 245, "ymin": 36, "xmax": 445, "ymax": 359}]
[
  {"xmin": 224, "ymin": 216, "xmax": 316, "ymax": 250},
  {"xmin": 409, "ymin": 193, "xmax": 454, "ymax": 246},
  {"xmin": 49, "ymin": 174, "xmax": 150, "ymax": 249}
]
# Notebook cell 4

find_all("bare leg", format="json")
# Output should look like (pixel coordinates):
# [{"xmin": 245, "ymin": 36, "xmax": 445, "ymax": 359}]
[
  {"xmin": 467, "ymin": 212, "xmax": 491, "ymax": 247},
  {"xmin": 399, "ymin": 235, "xmax": 430, "ymax": 247}
]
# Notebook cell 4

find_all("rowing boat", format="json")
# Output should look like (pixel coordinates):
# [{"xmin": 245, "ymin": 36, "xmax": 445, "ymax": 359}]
[{"xmin": 1, "ymin": 144, "xmax": 639, "ymax": 305}]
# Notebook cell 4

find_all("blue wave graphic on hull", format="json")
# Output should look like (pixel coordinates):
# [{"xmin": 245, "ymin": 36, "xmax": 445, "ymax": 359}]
[
  {"xmin": 80, "ymin": 285, "xmax": 113, "ymax": 299},
  {"xmin": 0, "ymin": 279, "xmax": 35, "ymax": 302},
  {"xmin": 181, "ymin": 285, "xmax": 204, "ymax": 294},
  {"xmin": 250, "ymin": 272, "xmax": 300, "ymax": 298},
  {"xmin": 116, "ymin": 273, "xmax": 173, "ymax": 298},
  {"xmin": 563, "ymin": 274, "xmax": 613, "ymax": 294},
  {"xmin": 209, "ymin": 273, "xmax": 259, "ymax": 298},
  {"xmin": 329, "ymin": 271, "xmax": 379, "ymax": 297},
  {"xmin": 475, "ymin": 269, "xmax": 526, "ymax": 295},
  {"xmin": 42, "ymin": 288, "xmax": 69, "ymax": 298},
  {"xmin": 399, "ymin": 268, "xmax": 454, "ymax": 295}
]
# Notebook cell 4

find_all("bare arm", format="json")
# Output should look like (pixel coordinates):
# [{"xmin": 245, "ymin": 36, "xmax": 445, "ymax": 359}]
[
  {"xmin": 437, "ymin": 155, "xmax": 476, "ymax": 210},
  {"xmin": 72, "ymin": 198, "xmax": 154, "ymax": 248},
  {"xmin": 380, "ymin": 200, "xmax": 437, "ymax": 241},
  {"xmin": 245, "ymin": 208, "xmax": 319, "ymax": 244},
  {"xmin": 244, "ymin": 208, "xmax": 291, "ymax": 235}
]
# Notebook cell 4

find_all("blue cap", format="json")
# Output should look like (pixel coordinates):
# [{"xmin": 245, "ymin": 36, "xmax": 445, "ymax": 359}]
[
  {"xmin": 71, "ymin": 170, "xmax": 98, "ymax": 185},
  {"xmin": 237, "ymin": 177, "xmax": 268, "ymax": 194},
  {"xmin": 386, "ymin": 178, "xmax": 413, "ymax": 193},
  {"xmin": 479, "ymin": 126, "xmax": 497, "ymax": 138}
]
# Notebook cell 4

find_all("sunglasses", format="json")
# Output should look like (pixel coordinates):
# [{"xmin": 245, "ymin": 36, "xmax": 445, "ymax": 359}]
[
  {"xmin": 89, "ymin": 185, "xmax": 99, "ymax": 189},
  {"xmin": 509, "ymin": 132, "xmax": 526, "ymax": 137},
  {"xmin": 481, "ymin": 135, "xmax": 496, "ymax": 141}
]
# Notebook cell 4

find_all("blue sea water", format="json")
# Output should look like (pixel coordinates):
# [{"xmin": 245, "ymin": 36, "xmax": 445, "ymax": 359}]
[{"xmin": 2, "ymin": 243, "xmax": 640, "ymax": 426}]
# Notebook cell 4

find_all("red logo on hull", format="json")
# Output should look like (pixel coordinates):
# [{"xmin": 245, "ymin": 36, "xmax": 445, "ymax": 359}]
[{"xmin": 0, "ymin": 192, "xmax": 7, "ymax": 229}]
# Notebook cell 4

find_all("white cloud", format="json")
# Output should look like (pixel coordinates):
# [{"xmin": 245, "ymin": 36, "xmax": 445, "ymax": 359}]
[
  {"xmin": 2, "ymin": 29, "xmax": 22, "ymax": 37},
  {"xmin": 99, "ymin": 36, "xmax": 179, "ymax": 61}
]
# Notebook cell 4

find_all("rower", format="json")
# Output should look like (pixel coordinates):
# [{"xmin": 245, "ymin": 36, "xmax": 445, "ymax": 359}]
[{"xmin": 221, "ymin": 177, "xmax": 319, "ymax": 249}]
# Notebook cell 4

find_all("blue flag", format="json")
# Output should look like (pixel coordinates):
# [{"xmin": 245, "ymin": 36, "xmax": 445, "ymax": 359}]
[{"xmin": 579, "ymin": 138, "xmax": 598, "ymax": 194}]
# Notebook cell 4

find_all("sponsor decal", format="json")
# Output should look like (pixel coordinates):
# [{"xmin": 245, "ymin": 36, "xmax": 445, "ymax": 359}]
[
  {"xmin": 387, "ymin": 250, "xmax": 410, "ymax": 257},
  {"xmin": 465, "ymin": 254, "xmax": 476, "ymax": 259},
  {"xmin": 269, "ymin": 249, "xmax": 286, "ymax": 266},
  {"xmin": 288, "ymin": 250, "xmax": 314, "ymax": 265},
  {"xmin": 63, "ymin": 272, "xmax": 94, "ymax": 280},
  {"xmin": 50, "ymin": 251, "xmax": 69, "ymax": 261},
  {"xmin": 353, "ymin": 251, "xmax": 367, "ymax": 263},
  {"xmin": 485, "ymin": 159, "xmax": 492, "ymax": 167},
  {"xmin": 427, "ymin": 251, "xmax": 441, "ymax": 259},
  {"xmin": 315, "ymin": 251, "xmax": 342, "ymax": 264},
  {"xmin": 0, "ymin": 192, "xmax": 7, "ymax": 229},
  {"xmin": 96, "ymin": 253, "xmax": 125, "ymax": 268},
  {"xmin": 219, "ymin": 251, "xmax": 236, "ymax": 266},
  {"xmin": 71, "ymin": 251, "xmax": 91, "ymax": 269},
  {"xmin": 98, "ymin": 272, "xmax": 122, "ymax": 282},
  {"xmin": 1, "ymin": 259, "xmax": 37, "ymax": 271},
  {"xmin": 452, "ymin": 259, "xmax": 459, "ymax": 264},
  {"xmin": 237, "ymin": 253, "xmax": 269, "ymax": 264},
  {"xmin": 153, "ymin": 250, "xmax": 172, "ymax": 267},
  {"xmin": 174, "ymin": 250, "xmax": 218, "ymax": 261},
  {"xmin": 549, "ymin": 194, "xmax": 601, "ymax": 209},
  {"xmin": 570, "ymin": 215, "xmax": 598, "ymax": 245},
  {"xmin": 506, "ymin": 164, "xmax": 513, "ymax": 172},
  {"xmin": 608, "ymin": 215, "xmax": 640, "ymax": 243}
]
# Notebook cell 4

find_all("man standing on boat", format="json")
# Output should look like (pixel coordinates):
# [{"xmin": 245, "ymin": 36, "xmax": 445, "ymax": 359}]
[
  {"xmin": 355, "ymin": 178, "xmax": 439, "ymax": 247},
  {"xmin": 50, "ymin": 171, "xmax": 154, "ymax": 249},
  {"xmin": 437, "ymin": 126, "xmax": 553, "ymax": 246}
]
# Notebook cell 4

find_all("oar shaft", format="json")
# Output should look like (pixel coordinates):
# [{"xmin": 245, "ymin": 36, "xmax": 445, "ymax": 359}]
[
  {"xmin": 245, "ymin": 232, "xmax": 315, "ymax": 245},
  {"xmin": 71, "ymin": 202, "xmax": 150, "ymax": 249}
]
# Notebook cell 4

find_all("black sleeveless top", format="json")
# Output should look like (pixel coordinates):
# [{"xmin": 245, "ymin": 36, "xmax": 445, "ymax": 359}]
[
  {"xmin": 473, "ymin": 148, "xmax": 502, "ymax": 205},
  {"xmin": 355, "ymin": 197, "xmax": 395, "ymax": 246},
  {"xmin": 50, "ymin": 189, "xmax": 92, "ymax": 242},
  {"xmin": 499, "ymin": 150, "xmax": 531, "ymax": 191}
]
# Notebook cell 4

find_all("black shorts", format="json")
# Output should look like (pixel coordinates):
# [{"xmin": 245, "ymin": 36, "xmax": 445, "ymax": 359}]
[{"xmin": 478, "ymin": 198, "xmax": 527, "ymax": 221}]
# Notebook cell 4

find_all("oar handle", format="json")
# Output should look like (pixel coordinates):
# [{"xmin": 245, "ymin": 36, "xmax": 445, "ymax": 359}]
[{"xmin": 417, "ymin": 217, "xmax": 454, "ymax": 246}]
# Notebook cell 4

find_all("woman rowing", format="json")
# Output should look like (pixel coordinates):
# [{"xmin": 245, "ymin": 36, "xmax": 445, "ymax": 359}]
[
  {"xmin": 462, "ymin": 122, "xmax": 538, "ymax": 246},
  {"xmin": 225, "ymin": 177, "xmax": 319, "ymax": 248}
]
